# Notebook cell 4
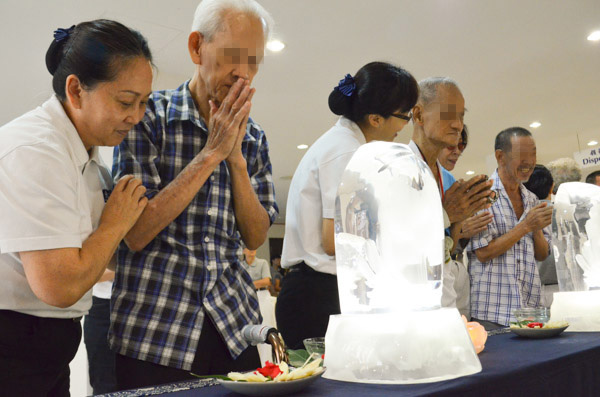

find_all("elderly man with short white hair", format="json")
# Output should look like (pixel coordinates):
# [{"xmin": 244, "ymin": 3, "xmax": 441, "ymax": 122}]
[
  {"xmin": 409, "ymin": 77, "xmax": 494, "ymax": 310},
  {"xmin": 109, "ymin": 0, "xmax": 278, "ymax": 389},
  {"xmin": 547, "ymin": 157, "xmax": 582, "ymax": 193}
]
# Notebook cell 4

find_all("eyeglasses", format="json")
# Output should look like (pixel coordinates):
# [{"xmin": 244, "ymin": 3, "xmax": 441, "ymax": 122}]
[
  {"xmin": 390, "ymin": 112, "xmax": 411, "ymax": 121},
  {"xmin": 447, "ymin": 142, "xmax": 466, "ymax": 152}
]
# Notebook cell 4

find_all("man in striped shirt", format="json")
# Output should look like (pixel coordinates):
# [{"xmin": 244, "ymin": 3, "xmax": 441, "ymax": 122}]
[{"xmin": 467, "ymin": 127, "xmax": 552, "ymax": 329}]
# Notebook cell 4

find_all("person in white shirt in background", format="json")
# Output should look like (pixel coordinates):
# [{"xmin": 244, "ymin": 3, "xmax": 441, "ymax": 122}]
[
  {"xmin": 243, "ymin": 248, "xmax": 272, "ymax": 290},
  {"xmin": 0, "ymin": 20, "xmax": 150, "ymax": 396},
  {"xmin": 277, "ymin": 61, "xmax": 419, "ymax": 349},
  {"xmin": 242, "ymin": 247, "xmax": 275, "ymax": 364}
]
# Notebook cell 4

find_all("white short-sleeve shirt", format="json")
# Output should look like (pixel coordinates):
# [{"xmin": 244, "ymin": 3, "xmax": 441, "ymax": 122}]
[
  {"xmin": 282, "ymin": 117, "xmax": 366, "ymax": 275},
  {"xmin": 0, "ymin": 95, "xmax": 112, "ymax": 318}
]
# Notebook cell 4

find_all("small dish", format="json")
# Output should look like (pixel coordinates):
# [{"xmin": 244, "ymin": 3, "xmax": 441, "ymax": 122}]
[
  {"xmin": 512, "ymin": 307, "xmax": 550, "ymax": 327},
  {"xmin": 217, "ymin": 367, "xmax": 325, "ymax": 396},
  {"xmin": 303, "ymin": 337, "xmax": 325, "ymax": 356},
  {"xmin": 510, "ymin": 325, "xmax": 569, "ymax": 339}
]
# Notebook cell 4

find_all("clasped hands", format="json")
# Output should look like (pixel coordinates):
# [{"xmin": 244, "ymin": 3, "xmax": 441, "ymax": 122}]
[
  {"xmin": 524, "ymin": 202, "xmax": 553, "ymax": 232},
  {"xmin": 203, "ymin": 78, "xmax": 255, "ymax": 166},
  {"xmin": 444, "ymin": 175, "xmax": 495, "ymax": 224}
]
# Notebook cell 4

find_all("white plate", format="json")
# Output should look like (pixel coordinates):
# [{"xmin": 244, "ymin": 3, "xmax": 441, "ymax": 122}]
[
  {"xmin": 217, "ymin": 367, "xmax": 325, "ymax": 396},
  {"xmin": 510, "ymin": 325, "xmax": 569, "ymax": 339}
]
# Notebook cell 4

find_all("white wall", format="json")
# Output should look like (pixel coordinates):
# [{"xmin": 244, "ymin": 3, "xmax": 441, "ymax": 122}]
[{"xmin": 70, "ymin": 322, "xmax": 92, "ymax": 396}]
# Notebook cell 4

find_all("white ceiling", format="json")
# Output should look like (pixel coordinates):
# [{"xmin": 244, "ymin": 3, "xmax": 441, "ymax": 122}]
[{"xmin": 1, "ymin": 0, "xmax": 599, "ymax": 223}]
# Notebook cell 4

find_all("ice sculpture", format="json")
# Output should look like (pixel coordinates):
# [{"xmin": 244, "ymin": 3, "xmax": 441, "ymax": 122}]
[
  {"xmin": 551, "ymin": 182, "xmax": 600, "ymax": 331},
  {"xmin": 334, "ymin": 143, "xmax": 443, "ymax": 312},
  {"xmin": 323, "ymin": 142, "xmax": 481, "ymax": 384}
]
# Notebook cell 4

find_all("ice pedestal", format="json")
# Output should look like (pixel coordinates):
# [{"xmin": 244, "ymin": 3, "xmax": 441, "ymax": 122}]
[
  {"xmin": 327, "ymin": 142, "xmax": 481, "ymax": 384},
  {"xmin": 551, "ymin": 290, "xmax": 600, "ymax": 331},
  {"xmin": 323, "ymin": 309, "xmax": 481, "ymax": 384}
]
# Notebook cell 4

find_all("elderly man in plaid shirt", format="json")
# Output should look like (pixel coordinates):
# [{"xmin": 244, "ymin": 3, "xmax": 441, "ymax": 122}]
[
  {"xmin": 108, "ymin": 0, "xmax": 278, "ymax": 389},
  {"xmin": 467, "ymin": 127, "xmax": 552, "ymax": 330}
]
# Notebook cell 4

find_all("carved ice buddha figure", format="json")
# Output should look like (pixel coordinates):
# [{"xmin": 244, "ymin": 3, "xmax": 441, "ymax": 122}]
[{"xmin": 335, "ymin": 142, "xmax": 444, "ymax": 314}]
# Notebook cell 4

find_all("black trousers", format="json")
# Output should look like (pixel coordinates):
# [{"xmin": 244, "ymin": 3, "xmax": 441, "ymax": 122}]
[
  {"xmin": 0, "ymin": 310, "xmax": 82, "ymax": 397},
  {"xmin": 83, "ymin": 296, "xmax": 117, "ymax": 394},
  {"xmin": 275, "ymin": 262, "xmax": 340, "ymax": 350},
  {"xmin": 471, "ymin": 318, "xmax": 504, "ymax": 331},
  {"xmin": 115, "ymin": 315, "xmax": 260, "ymax": 391}
]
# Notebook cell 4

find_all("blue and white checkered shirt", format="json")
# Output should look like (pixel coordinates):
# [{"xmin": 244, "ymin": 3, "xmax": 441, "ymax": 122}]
[
  {"xmin": 467, "ymin": 170, "xmax": 551, "ymax": 326},
  {"xmin": 108, "ymin": 81, "xmax": 278, "ymax": 371}
]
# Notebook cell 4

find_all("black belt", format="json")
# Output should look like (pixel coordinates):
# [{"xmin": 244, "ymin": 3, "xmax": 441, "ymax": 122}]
[
  {"xmin": 288, "ymin": 262, "xmax": 319, "ymax": 274},
  {"xmin": 288, "ymin": 262, "xmax": 338, "ymax": 280}
]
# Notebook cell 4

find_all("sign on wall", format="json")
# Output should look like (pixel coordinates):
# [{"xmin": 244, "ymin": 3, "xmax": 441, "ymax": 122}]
[{"xmin": 574, "ymin": 148, "xmax": 600, "ymax": 169}]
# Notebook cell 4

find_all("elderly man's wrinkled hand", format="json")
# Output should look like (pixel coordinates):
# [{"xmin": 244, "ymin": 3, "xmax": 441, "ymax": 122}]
[
  {"xmin": 443, "ymin": 175, "xmax": 494, "ymax": 223},
  {"xmin": 524, "ymin": 202, "xmax": 553, "ymax": 232},
  {"xmin": 459, "ymin": 211, "xmax": 494, "ymax": 239},
  {"xmin": 203, "ymin": 78, "xmax": 253, "ymax": 164},
  {"xmin": 226, "ymin": 86, "xmax": 255, "ymax": 166}
]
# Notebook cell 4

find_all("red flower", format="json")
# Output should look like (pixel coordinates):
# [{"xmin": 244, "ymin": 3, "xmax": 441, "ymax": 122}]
[
  {"xmin": 256, "ymin": 361, "xmax": 282, "ymax": 379},
  {"xmin": 527, "ymin": 322, "xmax": 544, "ymax": 329}
]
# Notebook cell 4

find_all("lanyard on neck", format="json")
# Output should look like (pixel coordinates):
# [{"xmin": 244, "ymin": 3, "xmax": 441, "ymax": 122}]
[{"xmin": 414, "ymin": 143, "xmax": 445, "ymax": 202}]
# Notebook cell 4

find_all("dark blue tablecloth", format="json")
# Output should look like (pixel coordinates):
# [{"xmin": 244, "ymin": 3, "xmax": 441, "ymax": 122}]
[{"xmin": 105, "ymin": 331, "xmax": 600, "ymax": 397}]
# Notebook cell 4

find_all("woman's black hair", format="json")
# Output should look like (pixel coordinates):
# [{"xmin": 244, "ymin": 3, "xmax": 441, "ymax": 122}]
[
  {"xmin": 586, "ymin": 170, "xmax": 600, "ymax": 184},
  {"xmin": 461, "ymin": 124, "xmax": 469, "ymax": 149},
  {"xmin": 328, "ymin": 61, "xmax": 418, "ymax": 123},
  {"xmin": 45, "ymin": 19, "xmax": 153, "ymax": 100},
  {"xmin": 524, "ymin": 164, "xmax": 554, "ymax": 200}
]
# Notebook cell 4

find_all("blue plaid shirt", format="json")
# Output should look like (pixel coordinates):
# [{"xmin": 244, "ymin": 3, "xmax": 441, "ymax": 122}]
[
  {"xmin": 108, "ymin": 81, "xmax": 278, "ymax": 371},
  {"xmin": 467, "ymin": 170, "xmax": 551, "ymax": 326}
]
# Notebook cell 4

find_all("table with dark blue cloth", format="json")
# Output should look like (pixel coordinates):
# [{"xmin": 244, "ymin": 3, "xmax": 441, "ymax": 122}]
[{"xmin": 103, "ymin": 331, "xmax": 600, "ymax": 397}]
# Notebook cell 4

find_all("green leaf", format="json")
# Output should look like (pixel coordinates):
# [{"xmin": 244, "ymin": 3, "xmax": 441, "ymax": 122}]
[
  {"xmin": 287, "ymin": 349, "xmax": 310, "ymax": 367},
  {"xmin": 510, "ymin": 320, "xmax": 534, "ymax": 328},
  {"xmin": 190, "ymin": 373, "xmax": 233, "ymax": 381}
]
